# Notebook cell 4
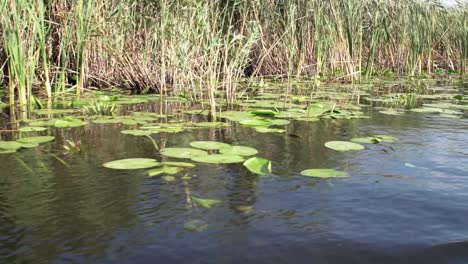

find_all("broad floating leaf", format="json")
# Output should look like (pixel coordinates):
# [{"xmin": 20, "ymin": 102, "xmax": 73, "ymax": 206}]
[
  {"xmin": 121, "ymin": 130, "xmax": 153, "ymax": 136},
  {"xmin": 18, "ymin": 127, "xmax": 47, "ymax": 132},
  {"xmin": 103, "ymin": 158, "xmax": 160, "ymax": 170},
  {"xmin": 374, "ymin": 135, "xmax": 398, "ymax": 142},
  {"xmin": 160, "ymin": 148, "xmax": 208, "ymax": 159},
  {"xmin": 184, "ymin": 219, "xmax": 208, "ymax": 232},
  {"xmin": 219, "ymin": 146, "xmax": 258, "ymax": 156},
  {"xmin": 17, "ymin": 136, "xmax": 55, "ymax": 144},
  {"xmin": 250, "ymin": 109, "xmax": 277, "ymax": 117},
  {"xmin": 193, "ymin": 122, "xmax": 229, "ymax": 128},
  {"xmin": 190, "ymin": 141, "xmax": 231, "ymax": 150},
  {"xmin": 379, "ymin": 109, "xmax": 404, "ymax": 116},
  {"xmin": 0, "ymin": 141, "xmax": 23, "ymax": 150},
  {"xmin": 243, "ymin": 157, "xmax": 272, "ymax": 175},
  {"xmin": 192, "ymin": 196, "xmax": 222, "ymax": 208},
  {"xmin": 300, "ymin": 169, "xmax": 348, "ymax": 178},
  {"xmin": 162, "ymin": 175, "xmax": 176, "ymax": 182},
  {"xmin": 324, "ymin": 141, "xmax": 364, "ymax": 152},
  {"xmin": 161, "ymin": 161, "xmax": 196, "ymax": 168},
  {"xmin": 147, "ymin": 166, "xmax": 183, "ymax": 177},
  {"xmin": 254, "ymin": 127, "xmax": 285, "ymax": 133},
  {"xmin": 54, "ymin": 119, "xmax": 86, "ymax": 128},
  {"xmin": 0, "ymin": 149, "xmax": 16, "ymax": 154},
  {"xmin": 269, "ymin": 119, "xmax": 290, "ymax": 126},
  {"xmin": 191, "ymin": 154, "xmax": 244, "ymax": 164},
  {"xmin": 351, "ymin": 137, "xmax": 381, "ymax": 144},
  {"xmin": 239, "ymin": 119, "xmax": 273, "ymax": 127}
]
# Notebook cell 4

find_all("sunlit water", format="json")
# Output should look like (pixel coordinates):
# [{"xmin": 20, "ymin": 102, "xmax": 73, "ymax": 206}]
[{"xmin": 1, "ymin": 101, "xmax": 468, "ymax": 263}]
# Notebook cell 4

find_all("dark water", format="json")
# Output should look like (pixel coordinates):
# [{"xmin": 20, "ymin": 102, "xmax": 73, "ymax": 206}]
[{"xmin": 1, "ymin": 105, "xmax": 468, "ymax": 264}]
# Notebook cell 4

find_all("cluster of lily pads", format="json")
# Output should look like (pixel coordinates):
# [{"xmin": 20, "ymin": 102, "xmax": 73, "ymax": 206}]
[
  {"xmin": 0, "ymin": 136, "xmax": 55, "ymax": 154},
  {"xmin": 103, "ymin": 141, "xmax": 272, "ymax": 176}
]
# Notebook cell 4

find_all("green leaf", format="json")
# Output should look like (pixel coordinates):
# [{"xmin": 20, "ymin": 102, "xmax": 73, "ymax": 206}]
[
  {"xmin": 219, "ymin": 146, "xmax": 258, "ymax": 156},
  {"xmin": 190, "ymin": 141, "xmax": 231, "ymax": 150},
  {"xmin": 17, "ymin": 136, "xmax": 55, "ymax": 144},
  {"xmin": 250, "ymin": 109, "xmax": 277, "ymax": 117},
  {"xmin": 191, "ymin": 154, "xmax": 244, "ymax": 164},
  {"xmin": 147, "ymin": 166, "xmax": 183, "ymax": 177},
  {"xmin": 243, "ymin": 157, "xmax": 272, "ymax": 175},
  {"xmin": 161, "ymin": 161, "xmax": 196, "ymax": 168},
  {"xmin": 191, "ymin": 196, "xmax": 222, "ymax": 208},
  {"xmin": 300, "ymin": 169, "xmax": 348, "ymax": 178},
  {"xmin": 0, "ymin": 141, "xmax": 23, "ymax": 150},
  {"xmin": 184, "ymin": 219, "xmax": 208, "ymax": 232},
  {"xmin": 121, "ymin": 130, "xmax": 153, "ymax": 136},
  {"xmin": 160, "ymin": 148, "xmax": 208, "ymax": 159},
  {"xmin": 18, "ymin": 127, "xmax": 47, "ymax": 132},
  {"xmin": 103, "ymin": 158, "xmax": 160, "ymax": 170},
  {"xmin": 324, "ymin": 141, "xmax": 364, "ymax": 152}
]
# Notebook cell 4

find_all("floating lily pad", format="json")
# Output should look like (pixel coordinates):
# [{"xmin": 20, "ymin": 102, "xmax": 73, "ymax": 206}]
[
  {"xmin": 324, "ymin": 141, "xmax": 364, "ymax": 151},
  {"xmin": 192, "ymin": 196, "xmax": 222, "ymax": 208},
  {"xmin": 18, "ymin": 143, "xmax": 39, "ymax": 148},
  {"xmin": 184, "ymin": 219, "xmax": 208, "ymax": 232},
  {"xmin": 54, "ymin": 119, "xmax": 86, "ymax": 128},
  {"xmin": 300, "ymin": 169, "xmax": 349, "ymax": 178},
  {"xmin": 18, "ymin": 127, "xmax": 47, "ymax": 132},
  {"xmin": 161, "ymin": 161, "xmax": 196, "ymax": 168},
  {"xmin": 239, "ymin": 119, "xmax": 273, "ymax": 127},
  {"xmin": 162, "ymin": 175, "xmax": 176, "ymax": 182},
  {"xmin": 191, "ymin": 154, "xmax": 244, "ymax": 164},
  {"xmin": 33, "ymin": 109, "xmax": 78, "ymax": 115},
  {"xmin": 121, "ymin": 130, "xmax": 153, "ymax": 136},
  {"xmin": 243, "ymin": 157, "xmax": 272, "ymax": 175},
  {"xmin": 379, "ymin": 109, "xmax": 404, "ymax": 116},
  {"xmin": 374, "ymin": 135, "xmax": 398, "ymax": 142},
  {"xmin": 254, "ymin": 127, "xmax": 286, "ymax": 133},
  {"xmin": 103, "ymin": 158, "xmax": 160, "ymax": 170},
  {"xmin": 147, "ymin": 166, "xmax": 183, "ymax": 177},
  {"xmin": 193, "ymin": 122, "xmax": 229, "ymax": 128},
  {"xmin": 190, "ymin": 141, "xmax": 231, "ymax": 150},
  {"xmin": 269, "ymin": 119, "xmax": 290, "ymax": 126},
  {"xmin": 17, "ymin": 136, "xmax": 55, "ymax": 144},
  {"xmin": 351, "ymin": 137, "xmax": 381, "ymax": 144},
  {"xmin": 219, "ymin": 146, "xmax": 258, "ymax": 156},
  {"xmin": 295, "ymin": 117, "xmax": 320, "ymax": 122},
  {"xmin": 0, "ymin": 149, "xmax": 16, "ymax": 154},
  {"xmin": 250, "ymin": 109, "xmax": 277, "ymax": 117},
  {"xmin": 160, "ymin": 148, "xmax": 208, "ymax": 159},
  {"xmin": 0, "ymin": 141, "xmax": 23, "ymax": 150}
]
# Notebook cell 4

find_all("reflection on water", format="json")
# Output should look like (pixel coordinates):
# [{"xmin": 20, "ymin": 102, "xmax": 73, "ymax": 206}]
[{"xmin": 1, "ymin": 101, "xmax": 468, "ymax": 263}]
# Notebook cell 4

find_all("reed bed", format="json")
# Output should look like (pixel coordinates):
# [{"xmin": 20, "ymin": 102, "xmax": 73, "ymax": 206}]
[{"xmin": 0, "ymin": 0, "xmax": 466, "ymax": 107}]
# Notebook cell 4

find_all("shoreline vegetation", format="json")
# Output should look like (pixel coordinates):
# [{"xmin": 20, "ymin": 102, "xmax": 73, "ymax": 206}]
[{"xmin": 0, "ymin": 0, "xmax": 467, "ymax": 115}]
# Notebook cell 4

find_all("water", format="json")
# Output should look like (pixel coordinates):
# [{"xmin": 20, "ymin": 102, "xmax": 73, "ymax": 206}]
[{"xmin": 1, "ymin": 102, "xmax": 468, "ymax": 263}]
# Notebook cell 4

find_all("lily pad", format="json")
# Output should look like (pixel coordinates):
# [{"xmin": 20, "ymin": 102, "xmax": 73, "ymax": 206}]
[
  {"xmin": 54, "ymin": 119, "xmax": 86, "ymax": 128},
  {"xmin": 193, "ymin": 122, "xmax": 229, "ymax": 128},
  {"xmin": 17, "ymin": 136, "xmax": 55, "ymax": 144},
  {"xmin": 324, "ymin": 141, "xmax": 364, "ymax": 151},
  {"xmin": 239, "ymin": 119, "xmax": 273, "ymax": 127},
  {"xmin": 0, "ymin": 141, "xmax": 23, "ymax": 150},
  {"xmin": 162, "ymin": 176, "xmax": 176, "ymax": 182},
  {"xmin": 243, "ymin": 157, "xmax": 272, "ymax": 175},
  {"xmin": 147, "ymin": 166, "xmax": 183, "ymax": 177},
  {"xmin": 300, "ymin": 169, "xmax": 348, "ymax": 178},
  {"xmin": 0, "ymin": 149, "xmax": 16, "ymax": 154},
  {"xmin": 184, "ymin": 219, "xmax": 208, "ymax": 232},
  {"xmin": 18, "ymin": 127, "xmax": 47, "ymax": 132},
  {"xmin": 351, "ymin": 137, "xmax": 381, "ymax": 144},
  {"xmin": 250, "ymin": 109, "xmax": 277, "ymax": 117},
  {"xmin": 269, "ymin": 119, "xmax": 290, "ymax": 126},
  {"xmin": 161, "ymin": 162, "xmax": 196, "ymax": 168},
  {"xmin": 103, "ymin": 158, "xmax": 160, "ymax": 170},
  {"xmin": 219, "ymin": 146, "xmax": 258, "ymax": 156},
  {"xmin": 191, "ymin": 154, "xmax": 244, "ymax": 164},
  {"xmin": 190, "ymin": 141, "xmax": 231, "ymax": 150},
  {"xmin": 254, "ymin": 127, "xmax": 286, "ymax": 133},
  {"xmin": 192, "ymin": 196, "xmax": 222, "ymax": 208},
  {"xmin": 160, "ymin": 148, "xmax": 208, "ymax": 159},
  {"xmin": 121, "ymin": 130, "xmax": 153, "ymax": 136}
]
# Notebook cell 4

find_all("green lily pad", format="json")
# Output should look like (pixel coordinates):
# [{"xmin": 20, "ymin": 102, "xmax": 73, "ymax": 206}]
[
  {"xmin": 193, "ymin": 122, "xmax": 229, "ymax": 128},
  {"xmin": 300, "ymin": 169, "xmax": 349, "ymax": 178},
  {"xmin": 0, "ymin": 141, "xmax": 23, "ymax": 150},
  {"xmin": 374, "ymin": 135, "xmax": 398, "ymax": 142},
  {"xmin": 147, "ymin": 166, "xmax": 182, "ymax": 177},
  {"xmin": 192, "ymin": 196, "xmax": 222, "ymax": 208},
  {"xmin": 54, "ymin": 119, "xmax": 86, "ymax": 128},
  {"xmin": 0, "ymin": 149, "xmax": 16, "ymax": 154},
  {"xmin": 254, "ymin": 127, "xmax": 286, "ymax": 133},
  {"xmin": 162, "ymin": 175, "xmax": 176, "ymax": 182},
  {"xmin": 103, "ymin": 158, "xmax": 160, "ymax": 170},
  {"xmin": 219, "ymin": 146, "xmax": 258, "ymax": 156},
  {"xmin": 269, "ymin": 119, "xmax": 290, "ymax": 126},
  {"xmin": 250, "ymin": 109, "xmax": 277, "ymax": 117},
  {"xmin": 33, "ymin": 109, "xmax": 78, "ymax": 115},
  {"xmin": 184, "ymin": 219, "xmax": 208, "ymax": 232},
  {"xmin": 18, "ymin": 126, "xmax": 47, "ymax": 132},
  {"xmin": 191, "ymin": 154, "xmax": 244, "ymax": 164},
  {"xmin": 379, "ymin": 109, "xmax": 404, "ymax": 116},
  {"xmin": 351, "ymin": 137, "xmax": 381, "ymax": 144},
  {"xmin": 161, "ymin": 161, "xmax": 196, "ymax": 168},
  {"xmin": 121, "ymin": 130, "xmax": 153, "ymax": 136},
  {"xmin": 295, "ymin": 117, "xmax": 320, "ymax": 122},
  {"xmin": 239, "ymin": 119, "xmax": 273, "ymax": 127},
  {"xmin": 17, "ymin": 136, "xmax": 55, "ymax": 144},
  {"xmin": 324, "ymin": 141, "xmax": 364, "ymax": 152},
  {"xmin": 243, "ymin": 157, "xmax": 272, "ymax": 175},
  {"xmin": 18, "ymin": 143, "xmax": 39, "ymax": 148},
  {"xmin": 160, "ymin": 148, "xmax": 208, "ymax": 159},
  {"xmin": 190, "ymin": 141, "xmax": 231, "ymax": 150}
]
